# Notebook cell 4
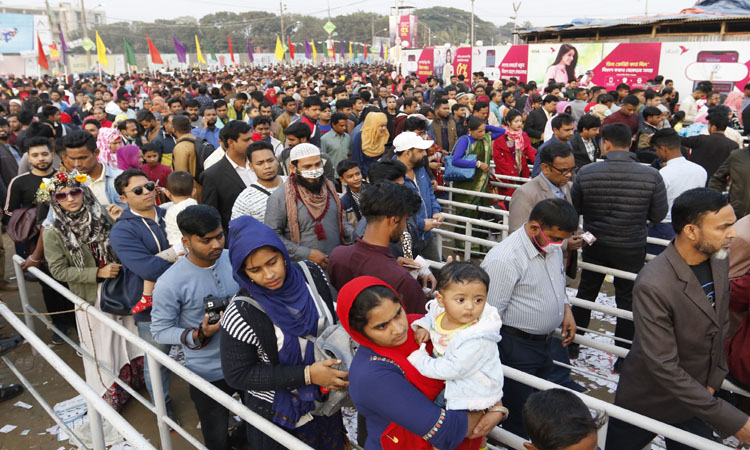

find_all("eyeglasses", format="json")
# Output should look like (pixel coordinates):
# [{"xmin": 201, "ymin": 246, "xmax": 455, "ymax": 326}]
[
  {"xmin": 126, "ymin": 182, "xmax": 156, "ymax": 196},
  {"xmin": 548, "ymin": 165, "xmax": 577, "ymax": 176},
  {"xmin": 54, "ymin": 187, "xmax": 83, "ymax": 202}
]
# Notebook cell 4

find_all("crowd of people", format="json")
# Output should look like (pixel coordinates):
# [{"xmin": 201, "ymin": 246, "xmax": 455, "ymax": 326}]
[{"xmin": 0, "ymin": 63, "xmax": 749, "ymax": 450}]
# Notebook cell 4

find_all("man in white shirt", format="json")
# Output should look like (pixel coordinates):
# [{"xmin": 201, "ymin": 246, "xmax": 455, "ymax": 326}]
[
  {"xmin": 647, "ymin": 128, "xmax": 707, "ymax": 255},
  {"xmin": 231, "ymin": 141, "xmax": 286, "ymax": 223},
  {"xmin": 678, "ymin": 83, "xmax": 710, "ymax": 125}
]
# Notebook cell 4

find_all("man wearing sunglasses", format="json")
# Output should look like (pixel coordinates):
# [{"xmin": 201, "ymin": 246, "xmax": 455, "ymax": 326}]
[
  {"xmin": 571, "ymin": 123, "xmax": 668, "ymax": 373},
  {"xmin": 110, "ymin": 169, "xmax": 178, "ymax": 424}
]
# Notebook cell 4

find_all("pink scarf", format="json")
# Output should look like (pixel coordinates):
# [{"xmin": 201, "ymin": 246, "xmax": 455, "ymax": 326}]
[{"xmin": 504, "ymin": 127, "xmax": 526, "ymax": 174}]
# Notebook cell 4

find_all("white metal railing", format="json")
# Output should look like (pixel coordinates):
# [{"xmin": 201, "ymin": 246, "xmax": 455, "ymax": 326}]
[{"xmin": 10, "ymin": 255, "xmax": 314, "ymax": 450}]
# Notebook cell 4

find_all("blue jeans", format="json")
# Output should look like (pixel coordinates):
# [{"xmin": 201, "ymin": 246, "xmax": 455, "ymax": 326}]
[{"xmin": 136, "ymin": 321, "xmax": 172, "ymax": 406}]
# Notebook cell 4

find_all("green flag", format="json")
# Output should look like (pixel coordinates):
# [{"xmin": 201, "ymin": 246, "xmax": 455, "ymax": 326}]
[
  {"xmin": 353, "ymin": 43, "xmax": 358, "ymax": 59},
  {"xmin": 205, "ymin": 41, "xmax": 218, "ymax": 62},
  {"xmin": 123, "ymin": 37, "xmax": 136, "ymax": 66}
]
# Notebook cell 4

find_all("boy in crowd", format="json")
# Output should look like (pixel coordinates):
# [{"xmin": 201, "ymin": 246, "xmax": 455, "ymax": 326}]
[
  {"xmin": 162, "ymin": 171, "xmax": 198, "ymax": 250},
  {"xmin": 522, "ymin": 389, "xmax": 603, "ymax": 450},
  {"xmin": 337, "ymin": 159, "xmax": 364, "ymax": 227},
  {"xmin": 141, "ymin": 143, "xmax": 172, "ymax": 190}
]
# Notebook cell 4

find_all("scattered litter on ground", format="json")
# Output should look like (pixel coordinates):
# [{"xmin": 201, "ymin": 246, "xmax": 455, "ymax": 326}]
[
  {"xmin": 0, "ymin": 424, "xmax": 17, "ymax": 433},
  {"xmin": 13, "ymin": 400, "xmax": 32, "ymax": 409},
  {"xmin": 20, "ymin": 429, "xmax": 29, "ymax": 436}
]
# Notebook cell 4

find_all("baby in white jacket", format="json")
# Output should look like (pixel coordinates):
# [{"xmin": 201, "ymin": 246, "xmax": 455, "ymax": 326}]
[{"xmin": 408, "ymin": 262, "xmax": 505, "ymax": 414}]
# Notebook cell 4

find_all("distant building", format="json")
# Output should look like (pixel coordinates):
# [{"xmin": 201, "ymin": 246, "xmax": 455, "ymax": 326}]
[{"xmin": 0, "ymin": 1, "xmax": 106, "ymax": 40}]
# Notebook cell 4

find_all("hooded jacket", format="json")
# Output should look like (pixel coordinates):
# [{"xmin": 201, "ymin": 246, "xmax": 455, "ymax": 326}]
[
  {"xmin": 408, "ymin": 299, "xmax": 504, "ymax": 411},
  {"xmin": 110, "ymin": 207, "xmax": 171, "ymax": 322}
]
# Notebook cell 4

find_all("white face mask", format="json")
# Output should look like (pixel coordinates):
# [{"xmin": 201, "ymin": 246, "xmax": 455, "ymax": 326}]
[{"xmin": 299, "ymin": 167, "xmax": 324, "ymax": 180}]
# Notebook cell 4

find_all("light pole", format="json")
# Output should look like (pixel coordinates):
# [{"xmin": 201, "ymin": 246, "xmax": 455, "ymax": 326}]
[{"xmin": 470, "ymin": 0, "xmax": 475, "ymax": 47}]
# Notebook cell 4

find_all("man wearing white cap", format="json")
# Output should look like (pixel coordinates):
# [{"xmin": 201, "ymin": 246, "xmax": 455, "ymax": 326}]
[
  {"xmin": 265, "ymin": 143, "xmax": 352, "ymax": 268},
  {"xmin": 393, "ymin": 132, "xmax": 444, "ymax": 261}
]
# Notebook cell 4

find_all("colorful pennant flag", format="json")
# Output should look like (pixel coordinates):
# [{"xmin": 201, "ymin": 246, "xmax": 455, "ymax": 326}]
[
  {"xmin": 206, "ymin": 41, "xmax": 218, "ymax": 62},
  {"xmin": 195, "ymin": 35, "xmax": 206, "ymax": 64},
  {"xmin": 363, "ymin": 43, "xmax": 368, "ymax": 60},
  {"xmin": 147, "ymin": 35, "xmax": 164, "ymax": 64},
  {"xmin": 124, "ymin": 37, "xmax": 136, "ymax": 66},
  {"xmin": 348, "ymin": 41, "xmax": 352, "ymax": 60},
  {"xmin": 228, "ymin": 35, "xmax": 235, "ymax": 64},
  {"xmin": 304, "ymin": 40, "xmax": 312, "ymax": 60},
  {"xmin": 385, "ymin": 43, "xmax": 389, "ymax": 60},
  {"xmin": 37, "ymin": 33, "xmax": 49, "ymax": 69},
  {"xmin": 49, "ymin": 44, "xmax": 59, "ymax": 62},
  {"xmin": 95, "ymin": 31, "xmax": 108, "ymax": 66},
  {"xmin": 58, "ymin": 24, "xmax": 67, "ymax": 55},
  {"xmin": 81, "ymin": 36, "xmax": 95, "ymax": 52},
  {"xmin": 379, "ymin": 42, "xmax": 384, "ymax": 59},
  {"xmin": 274, "ymin": 36, "xmax": 284, "ymax": 61},
  {"xmin": 288, "ymin": 38, "xmax": 295, "ymax": 60},
  {"xmin": 312, "ymin": 41, "xmax": 318, "ymax": 61},
  {"xmin": 247, "ymin": 40, "xmax": 254, "ymax": 63},
  {"xmin": 173, "ymin": 36, "xmax": 187, "ymax": 63}
]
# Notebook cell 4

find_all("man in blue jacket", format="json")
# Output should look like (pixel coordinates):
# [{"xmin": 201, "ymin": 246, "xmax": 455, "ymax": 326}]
[
  {"xmin": 393, "ymin": 132, "xmax": 444, "ymax": 261},
  {"xmin": 109, "ymin": 169, "xmax": 178, "ymax": 423}
]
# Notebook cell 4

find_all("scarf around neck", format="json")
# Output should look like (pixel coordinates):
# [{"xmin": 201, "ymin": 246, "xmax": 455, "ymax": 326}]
[
  {"xmin": 504, "ymin": 127, "xmax": 526, "ymax": 174},
  {"xmin": 284, "ymin": 175, "xmax": 345, "ymax": 244},
  {"xmin": 228, "ymin": 216, "xmax": 321, "ymax": 428},
  {"xmin": 50, "ymin": 186, "xmax": 117, "ymax": 270}
]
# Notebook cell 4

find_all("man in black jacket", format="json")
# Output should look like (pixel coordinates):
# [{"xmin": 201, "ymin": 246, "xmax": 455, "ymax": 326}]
[
  {"xmin": 570, "ymin": 123, "xmax": 668, "ymax": 370},
  {"xmin": 200, "ymin": 120, "xmax": 254, "ymax": 237},
  {"xmin": 524, "ymin": 94, "xmax": 558, "ymax": 147},
  {"xmin": 569, "ymin": 114, "xmax": 601, "ymax": 169},
  {"xmin": 682, "ymin": 112, "xmax": 738, "ymax": 179}
]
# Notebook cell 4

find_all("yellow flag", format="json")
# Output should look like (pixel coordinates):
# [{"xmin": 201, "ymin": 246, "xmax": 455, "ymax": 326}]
[
  {"xmin": 348, "ymin": 41, "xmax": 352, "ymax": 59},
  {"xmin": 95, "ymin": 31, "xmax": 108, "ymax": 66},
  {"xmin": 312, "ymin": 41, "xmax": 317, "ymax": 61},
  {"xmin": 274, "ymin": 36, "xmax": 285, "ymax": 61},
  {"xmin": 195, "ymin": 35, "xmax": 206, "ymax": 64},
  {"xmin": 385, "ymin": 43, "xmax": 388, "ymax": 60}
]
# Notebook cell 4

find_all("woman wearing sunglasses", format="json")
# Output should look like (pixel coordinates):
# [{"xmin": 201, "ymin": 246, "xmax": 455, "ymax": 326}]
[{"xmin": 39, "ymin": 172, "xmax": 145, "ymax": 412}]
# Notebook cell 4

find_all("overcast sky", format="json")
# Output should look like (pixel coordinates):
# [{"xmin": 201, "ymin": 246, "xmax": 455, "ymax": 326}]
[{"xmin": 28, "ymin": 0, "xmax": 697, "ymax": 28}]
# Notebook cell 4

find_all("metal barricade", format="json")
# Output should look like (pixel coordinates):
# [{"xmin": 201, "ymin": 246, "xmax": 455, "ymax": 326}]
[{"xmin": 8, "ymin": 255, "xmax": 314, "ymax": 450}]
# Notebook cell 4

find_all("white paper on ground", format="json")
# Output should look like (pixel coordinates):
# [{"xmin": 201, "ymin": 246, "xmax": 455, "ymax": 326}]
[
  {"xmin": 13, "ymin": 400, "xmax": 32, "ymax": 409},
  {"xmin": 0, "ymin": 424, "xmax": 17, "ymax": 433},
  {"xmin": 20, "ymin": 429, "xmax": 29, "ymax": 435}
]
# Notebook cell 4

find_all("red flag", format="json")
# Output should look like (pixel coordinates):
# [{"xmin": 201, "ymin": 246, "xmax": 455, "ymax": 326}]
[
  {"xmin": 288, "ymin": 38, "xmax": 295, "ymax": 60},
  {"xmin": 146, "ymin": 34, "xmax": 164, "ymax": 64},
  {"xmin": 228, "ymin": 35, "xmax": 235, "ymax": 63},
  {"xmin": 364, "ymin": 43, "xmax": 368, "ymax": 60},
  {"xmin": 37, "ymin": 33, "xmax": 49, "ymax": 70}
]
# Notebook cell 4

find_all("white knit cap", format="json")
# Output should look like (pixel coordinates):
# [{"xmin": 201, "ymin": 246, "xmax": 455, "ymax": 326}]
[{"xmin": 289, "ymin": 143, "xmax": 321, "ymax": 162}]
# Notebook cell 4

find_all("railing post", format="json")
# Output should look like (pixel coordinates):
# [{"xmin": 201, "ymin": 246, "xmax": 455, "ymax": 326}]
[
  {"xmin": 436, "ymin": 232, "xmax": 443, "ymax": 262},
  {"xmin": 501, "ymin": 213, "xmax": 509, "ymax": 240},
  {"xmin": 87, "ymin": 401, "xmax": 106, "ymax": 450},
  {"xmin": 147, "ymin": 353, "xmax": 173, "ymax": 450},
  {"xmin": 12, "ymin": 256, "xmax": 37, "ymax": 338},
  {"xmin": 464, "ymin": 223, "xmax": 472, "ymax": 261},
  {"xmin": 598, "ymin": 415, "xmax": 609, "ymax": 449}
]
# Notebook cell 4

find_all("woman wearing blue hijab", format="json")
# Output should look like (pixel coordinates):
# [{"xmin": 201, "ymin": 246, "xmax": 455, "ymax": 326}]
[{"xmin": 220, "ymin": 215, "xmax": 348, "ymax": 449}]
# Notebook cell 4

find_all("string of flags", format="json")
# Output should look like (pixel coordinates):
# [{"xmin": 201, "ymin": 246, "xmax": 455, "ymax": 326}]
[{"xmin": 37, "ymin": 30, "xmax": 390, "ymax": 70}]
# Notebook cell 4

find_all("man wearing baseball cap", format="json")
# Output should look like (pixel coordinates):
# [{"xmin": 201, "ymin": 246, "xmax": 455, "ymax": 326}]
[
  {"xmin": 393, "ymin": 132, "xmax": 444, "ymax": 261},
  {"xmin": 264, "ymin": 143, "xmax": 352, "ymax": 269}
]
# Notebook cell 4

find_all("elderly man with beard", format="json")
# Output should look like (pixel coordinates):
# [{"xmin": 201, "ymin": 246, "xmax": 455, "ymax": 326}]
[
  {"xmin": 264, "ymin": 143, "xmax": 352, "ymax": 269},
  {"xmin": 607, "ymin": 188, "xmax": 750, "ymax": 449}
]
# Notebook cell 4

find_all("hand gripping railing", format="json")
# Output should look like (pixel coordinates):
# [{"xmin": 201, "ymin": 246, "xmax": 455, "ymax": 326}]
[{"xmin": 10, "ymin": 255, "xmax": 314, "ymax": 450}]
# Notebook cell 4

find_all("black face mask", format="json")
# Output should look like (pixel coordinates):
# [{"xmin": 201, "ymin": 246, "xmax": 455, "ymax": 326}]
[{"xmin": 295, "ymin": 173, "xmax": 325, "ymax": 194}]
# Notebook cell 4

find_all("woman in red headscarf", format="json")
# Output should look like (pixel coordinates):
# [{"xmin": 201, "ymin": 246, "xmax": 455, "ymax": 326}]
[{"xmin": 338, "ymin": 276, "xmax": 503, "ymax": 450}]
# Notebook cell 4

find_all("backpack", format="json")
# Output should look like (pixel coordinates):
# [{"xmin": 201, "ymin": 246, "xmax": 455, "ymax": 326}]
[
  {"xmin": 234, "ymin": 261, "xmax": 356, "ymax": 416},
  {"xmin": 177, "ymin": 136, "xmax": 214, "ymax": 182}
]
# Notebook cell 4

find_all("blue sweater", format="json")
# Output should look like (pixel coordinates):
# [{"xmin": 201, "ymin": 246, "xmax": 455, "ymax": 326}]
[
  {"xmin": 402, "ymin": 164, "xmax": 441, "ymax": 241},
  {"xmin": 151, "ymin": 251, "xmax": 239, "ymax": 382},
  {"xmin": 349, "ymin": 345, "xmax": 468, "ymax": 450},
  {"xmin": 110, "ymin": 207, "xmax": 172, "ymax": 322},
  {"xmin": 530, "ymin": 136, "xmax": 573, "ymax": 177}
]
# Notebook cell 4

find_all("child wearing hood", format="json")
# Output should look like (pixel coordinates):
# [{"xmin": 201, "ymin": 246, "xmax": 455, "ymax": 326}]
[{"xmin": 408, "ymin": 261, "xmax": 506, "ymax": 419}]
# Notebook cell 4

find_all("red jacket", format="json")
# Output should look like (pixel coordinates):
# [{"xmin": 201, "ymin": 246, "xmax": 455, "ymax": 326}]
[{"xmin": 492, "ymin": 132, "xmax": 536, "ymax": 199}]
